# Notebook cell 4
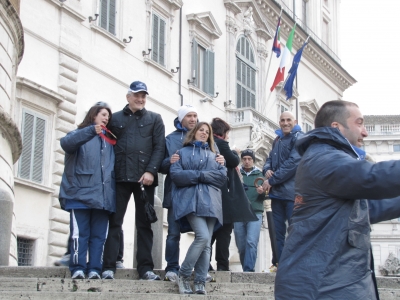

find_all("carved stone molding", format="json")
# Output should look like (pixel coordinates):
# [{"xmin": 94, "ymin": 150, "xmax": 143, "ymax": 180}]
[
  {"xmin": 379, "ymin": 252, "xmax": 400, "ymax": 276},
  {"xmin": 257, "ymin": 42, "xmax": 268, "ymax": 59},
  {"xmin": 226, "ymin": 16, "xmax": 238, "ymax": 34},
  {"xmin": 0, "ymin": 106, "xmax": 22, "ymax": 164},
  {"xmin": 224, "ymin": 0, "xmax": 242, "ymax": 15}
]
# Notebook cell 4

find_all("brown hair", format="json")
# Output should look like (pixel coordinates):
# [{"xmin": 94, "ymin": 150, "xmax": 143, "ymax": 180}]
[
  {"xmin": 184, "ymin": 122, "xmax": 216, "ymax": 153},
  {"xmin": 211, "ymin": 117, "xmax": 231, "ymax": 138},
  {"xmin": 78, "ymin": 102, "xmax": 112, "ymax": 130},
  {"xmin": 315, "ymin": 100, "xmax": 358, "ymax": 129}
]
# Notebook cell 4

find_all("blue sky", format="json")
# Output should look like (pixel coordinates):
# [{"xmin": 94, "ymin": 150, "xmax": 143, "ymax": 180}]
[{"xmin": 340, "ymin": 0, "xmax": 399, "ymax": 115}]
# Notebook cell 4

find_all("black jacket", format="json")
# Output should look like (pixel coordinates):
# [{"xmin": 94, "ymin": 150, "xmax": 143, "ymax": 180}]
[
  {"xmin": 110, "ymin": 105, "xmax": 165, "ymax": 186},
  {"xmin": 214, "ymin": 137, "xmax": 257, "ymax": 224}
]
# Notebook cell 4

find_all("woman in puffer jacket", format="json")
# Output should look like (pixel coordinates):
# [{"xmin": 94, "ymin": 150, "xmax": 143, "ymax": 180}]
[
  {"xmin": 59, "ymin": 102, "xmax": 116, "ymax": 280},
  {"xmin": 170, "ymin": 122, "xmax": 227, "ymax": 295}
]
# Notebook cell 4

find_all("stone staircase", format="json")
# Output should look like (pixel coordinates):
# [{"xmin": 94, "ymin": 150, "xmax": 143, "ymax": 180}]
[{"xmin": 0, "ymin": 267, "xmax": 399, "ymax": 299}]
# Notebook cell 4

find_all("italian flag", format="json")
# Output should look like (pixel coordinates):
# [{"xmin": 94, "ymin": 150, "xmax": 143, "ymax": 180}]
[{"xmin": 270, "ymin": 24, "xmax": 296, "ymax": 91}]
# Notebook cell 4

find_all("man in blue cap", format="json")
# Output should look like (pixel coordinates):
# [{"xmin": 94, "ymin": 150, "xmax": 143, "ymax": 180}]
[{"xmin": 102, "ymin": 81, "xmax": 165, "ymax": 280}]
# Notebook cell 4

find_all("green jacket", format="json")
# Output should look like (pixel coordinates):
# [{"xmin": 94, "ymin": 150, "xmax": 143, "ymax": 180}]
[{"xmin": 240, "ymin": 167, "xmax": 266, "ymax": 214}]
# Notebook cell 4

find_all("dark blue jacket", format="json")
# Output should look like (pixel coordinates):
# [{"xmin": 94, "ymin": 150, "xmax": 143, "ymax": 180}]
[
  {"xmin": 262, "ymin": 124, "xmax": 303, "ymax": 201},
  {"xmin": 170, "ymin": 141, "xmax": 227, "ymax": 231},
  {"xmin": 159, "ymin": 117, "xmax": 188, "ymax": 208},
  {"xmin": 275, "ymin": 127, "xmax": 400, "ymax": 300},
  {"xmin": 59, "ymin": 125, "xmax": 116, "ymax": 213}
]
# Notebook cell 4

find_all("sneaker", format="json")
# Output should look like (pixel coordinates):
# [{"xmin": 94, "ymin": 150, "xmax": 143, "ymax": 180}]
[
  {"xmin": 269, "ymin": 265, "xmax": 277, "ymax": 273},
  {"xmin": 116, "ymin": 261, "xmax": 125, "ymax": 269},
  {"xmin": 177, "ymin": 275, "xmax": 193, "ymax": 294},
  {"xmin": 101, "ymin": 270, "xmax": 114, "ymax": 279},
  {"xmin": 71, "ymin": 270, "xmax": 85, "ymax": 279},
  {"xmin": 194, "ymin": 282, "xmax": 206, "ymax": 295},
  {"xmin": 54, "ymin": 254, "xmax": 70, "ymax": 267},
  {"xmin": 205, "ymin": 273, "xmax": 215, "ymax": 283},
  {"xmin": 164, "ymin": 271, "xmax": 178, "ymax": 282},
  {"xmin": 141, "ymin": 271, "xmax": 161, "ymax": 281},
  {"xmin": 88, "ymin": 271, "xmax": 101, "ymax": 279}
]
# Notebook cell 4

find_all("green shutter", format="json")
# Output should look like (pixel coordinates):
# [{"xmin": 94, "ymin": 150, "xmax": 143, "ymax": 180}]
[
  {"xmin": 191, "ymin": 39, "xmax": 198, "ymax": 86},
  {"xmin": 152, "ymin": 14, "xmax": 159, "ymax": 62},
  {"xmin": 32, "ymin": 117, "xmax": 45, "ymax": 183},
  {"xmin": 100, "ymin": 0, "xmax": 108, "ymax": 30},
  {"xmin": 236, "ymin": 83, "xmax": 242, "ymax": 108},
  {"xmin": 19, "ymin": 113, "xmax": 34, "ymax": 180},
  {"xmin": 109, "ymin": 0, "xmax": 116, "ymax": 35},
  {"xmin": 204, "ymin": 50, "xmax": 215, "ymax": 95},
  {"xmin": 159, "ymin": 18, "xmax": 166, "ymax": 66}
]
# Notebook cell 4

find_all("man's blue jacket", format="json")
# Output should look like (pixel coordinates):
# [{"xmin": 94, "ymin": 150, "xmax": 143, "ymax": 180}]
[{"xmin": 275, "ymin": 127, "xmax": 400, "ymax": 300}]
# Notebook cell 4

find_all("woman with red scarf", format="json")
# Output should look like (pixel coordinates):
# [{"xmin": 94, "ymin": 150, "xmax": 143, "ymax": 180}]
[{"xmin": 59, "ymin": 102, "xmax": 116, "ymax": 280}]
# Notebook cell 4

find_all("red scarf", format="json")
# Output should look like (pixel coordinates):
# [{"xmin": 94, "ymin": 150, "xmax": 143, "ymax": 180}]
[{"xmin": 100, "ymin": 125, "xmax": 117, "ymax": 145}]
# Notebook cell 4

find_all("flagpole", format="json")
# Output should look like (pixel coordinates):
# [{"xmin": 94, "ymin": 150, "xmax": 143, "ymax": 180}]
[{"xmin": 261, "ymin": 8, "xmax": 283, "ymax": 114}]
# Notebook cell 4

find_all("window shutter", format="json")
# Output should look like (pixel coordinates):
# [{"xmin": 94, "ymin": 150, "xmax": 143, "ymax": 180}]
[
  {"xmin": 108, "ymin": 0, "xmax": 116, "ymax": 35},
  {"xmin": 159, "ymin": 18, "xmax": 166, "ymax": 66},
  {"xmin": 191, "ymin": 39, "xmax": 198, "ymax": 86},
  {"xmin": 205, "ymin": 49, "xmax": 215, "ymax": 95},
  {"xmin": 32, "ymin": 117, "xmax": 45, "ymax": 183},
  {"xmin": 19, "ymin": 113, "xmax": 34, "ymax": 180},
  {"xmin": 100, "ymin": 0, "xmax": 108, "ymax": 31},
  {"xmin": 236, "ymin": 83, "xmax": 242, "ymax": 108},
  {"xmin": 152, "ymin": 14, "xmax": 159, "ymax": 62}
]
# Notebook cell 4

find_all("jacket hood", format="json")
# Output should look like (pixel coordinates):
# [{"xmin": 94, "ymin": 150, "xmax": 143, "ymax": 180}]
[
  {"xmin": 240, "ymin": 166, "xmax": 262, "ymax": 176},
  {"xmin": 174, "ymin": 117, "xmax": 188, "ymax": 132},
  {"xmin": 295, "ymin": 127, "xmax": 362, "ymax": 158},
  {"xmin": 275, "ymin": 124, "xmax": 302, "ymax": 138}
]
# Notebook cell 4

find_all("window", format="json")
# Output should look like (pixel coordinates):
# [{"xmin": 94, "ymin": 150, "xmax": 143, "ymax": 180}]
[
  {"xmin": 305, "ymin": 122, "xmax": 313, "ymax": 132},
  {"xmin": 151, "ymin": 13, "xmax": 166, "ymax": 66},
  {"xmin": 302, "ymin": 0, "xmax": 307, "ymax": 27},
  {"xmin": 17, "ymin": 237, "xmax": 34, "ymax": 266},
  {"xmin": 394, "ymin": 145, "xmax": 400, "ymax": 152},
  {"xmin": 100, "ymin": 0, "xmax": 116, "ymax": 35},
  {"xmin": 280, "ymin": 104, "xmax": 289, "ymax": 114},
  {"xmin": 18, "ymin": 110, "xmax": 46, "ymax": 184},
  {"xmin": 191, "ymin": 39, "xmax": 215, "ymax": 95},
  {"xmin": 236, "ymin": 36, "xmax": 256, "ymax": 109}
]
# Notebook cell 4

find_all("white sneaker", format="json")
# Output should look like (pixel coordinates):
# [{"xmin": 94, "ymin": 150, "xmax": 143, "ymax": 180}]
[
  {"xmin": 206, "ymin": 273, "xmax": 215, "ymax": 282},
  {"xmin": 116, "ymin": 261, "xmax": 125, "ymax": 269},
  {"xmin": 88, "ymin": 271, "xmax": 101, "ymax": 279},
  {"xmin": 164, "ymin": 271, "xmax": 178, "ymax": 282},
  {"xmin": 71, "ymin": 270, "xmax": 85, "ymax": 279},
  {"xmin": 101, "ymin": 270, "xmax": 114, "ymax": 279}
]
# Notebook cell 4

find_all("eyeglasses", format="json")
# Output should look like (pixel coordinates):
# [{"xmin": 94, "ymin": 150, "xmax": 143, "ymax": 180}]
[{"xmin": 242, "ymin": 150, "xmax": 254, "ymax": 155}]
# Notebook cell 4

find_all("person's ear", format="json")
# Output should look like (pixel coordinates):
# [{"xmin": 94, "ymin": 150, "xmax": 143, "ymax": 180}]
[{"xmin": 331, "ymin": 121, "xmax": 339, "ymax": 128}]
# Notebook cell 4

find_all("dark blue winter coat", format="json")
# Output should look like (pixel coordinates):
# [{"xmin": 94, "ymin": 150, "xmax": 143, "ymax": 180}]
[
  {"xmin": 170, "ymin": 141, "xmax": 227, "ymax": 231},
  {"xmin": 159, "ymin": 117, "xmax": 189, "ymax": 208},
  {"xmin": 262, "ymin": 124, "xmax": 303, "ymax": 201},
  {"xmin": 275, "ymin": 127, "xmax": 400, "ymax": 300},
  {"xmin": 59, "ymin": 125, "xmax": 116, "ymax": 213}
]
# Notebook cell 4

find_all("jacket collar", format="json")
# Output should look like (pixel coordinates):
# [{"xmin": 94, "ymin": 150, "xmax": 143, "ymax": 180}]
[
  {"xmin": 123, "ymin": 104, "xmax": 146, "ymax": 116},
  {"xmin": 295, "ymin": 127, "xmax": 362, "ymax": 159},
  {"xmin": 275, "ymin": 124, "xmax": 302, "ymax": 138}
]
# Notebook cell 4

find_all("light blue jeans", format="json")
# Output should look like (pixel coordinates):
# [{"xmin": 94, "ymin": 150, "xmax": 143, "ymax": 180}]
[
  {"xmin": 179, "ymin": 214, "xmax": 216, "ymax": 283},
  {"xmin": 234, "ymin": 213, "xmax": 263, "ymax": 272}
]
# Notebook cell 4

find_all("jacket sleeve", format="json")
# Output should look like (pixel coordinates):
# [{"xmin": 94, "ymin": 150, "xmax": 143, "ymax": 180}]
[
  {"xmin": 146, "ymin": 114, "xmax": 166, "ymax": 176},
  {"xmin": 170, "ymin": 158, "xmax": 201, "ymax": 187},
  {"xmin": 269, "ymin": 134, "xmax": 303, "ymax": 186},
  {"xmin": 311, "ymin": 151, "xmax": 400, "ymax": 201},
  {"xmin": 199, "ymin": 162, "xmax": 227, "ymax": 189},
  {"xmin": 216, "ymin": 139, "xmax": 239, "ymax": 168},
  {"xmin": 368, "ymin": 197, "xmax": 400, "ymax": 224},
  {"xmin": 262, "ymin": 154, "xmax": 272, "ymax": 176},
  {"xmin": 159, "ymin": 145, "xmax": 171, "ymax": 175},
  {"xmin": 60, "ymin": 126, "xmax": 97, "ymax": 154}
]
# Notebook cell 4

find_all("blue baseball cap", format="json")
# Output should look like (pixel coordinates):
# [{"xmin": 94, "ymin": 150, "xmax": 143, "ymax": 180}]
[{"xmin": 129, "ymin": 81, "xmax": 149, "ymax": 95}]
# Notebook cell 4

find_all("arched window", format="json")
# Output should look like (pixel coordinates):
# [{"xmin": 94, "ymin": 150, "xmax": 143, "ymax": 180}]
[{"xmin": 236, "ymin": 36, "xmax": 256, "ymax": 108}]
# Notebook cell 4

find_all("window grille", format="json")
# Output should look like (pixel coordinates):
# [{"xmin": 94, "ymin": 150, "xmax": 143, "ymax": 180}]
[{"xmin": 17, "ymin": 237, "xmax": 34, "ymax": 266}]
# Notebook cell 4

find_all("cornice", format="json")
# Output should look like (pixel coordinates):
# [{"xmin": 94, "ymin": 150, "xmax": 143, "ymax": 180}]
[
  {"xmin": 17, "ymin": 77, "xmax": 66, "ymax": 105},
  {"xmin": 187, "ymin": 12, "xmax": 222, "ymax": 39},
  {"xmin": 224, "ymin": 0, "xmax": 242, "ymax": 15}
]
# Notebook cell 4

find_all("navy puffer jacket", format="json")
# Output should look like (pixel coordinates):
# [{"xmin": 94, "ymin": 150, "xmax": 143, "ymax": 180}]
[
  {"xmin": 170, "ymin": 141, "xmax": 227, "ymax": 230},
  {"xmin": 59, "ymin": 125, "xmax": 116, "ymax": 213},
  {"xmin": 275, "ymin": 127, "xmax": 400, "ymax": 300},
  {"xmin": 262, "ymin": 124, "xmax": 303, "ymax": 201}
]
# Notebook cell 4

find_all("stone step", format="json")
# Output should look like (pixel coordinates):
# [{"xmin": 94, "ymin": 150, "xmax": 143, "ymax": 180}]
[
  {"xmin": 0, "ymin": 277, "xmax": 274, "ymax": 297},
  {"xmin": 0, "ymin": 291, "xmax": 271, "ymax": 300}
]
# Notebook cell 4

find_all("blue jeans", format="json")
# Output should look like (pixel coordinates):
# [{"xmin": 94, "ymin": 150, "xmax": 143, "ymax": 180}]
[
  {"xmin": 179, "ymin": 214, "xmax": 216, "ymax": 283},
  {"xmin": 271, "ymin": 199, "xmax": 294, "ymax": 265},
  {"xmin": 165, "ymin": 207, "xmax": 180, "ymax": 274},
  {"xmin": 234, "ymin": 213, "xmax": 263, "ymax": 272}
]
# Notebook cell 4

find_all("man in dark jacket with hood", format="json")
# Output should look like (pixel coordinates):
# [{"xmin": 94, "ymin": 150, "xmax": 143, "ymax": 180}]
[
  {"xmin": 275, "ymin": 100, "xmax": 400, "ymax": 300},
  {"xmin": 262, "ymin": 111, "xmax": 303, "ymax": 269},
  {"xmin": 102, "ymin": 81, "xmax": 165, "ymax": 280}
]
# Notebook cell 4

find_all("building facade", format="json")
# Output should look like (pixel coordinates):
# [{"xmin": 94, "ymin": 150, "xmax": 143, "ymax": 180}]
[{"xmin": 9, "ymin": 0, "xmax": 355, "ymax": 271}]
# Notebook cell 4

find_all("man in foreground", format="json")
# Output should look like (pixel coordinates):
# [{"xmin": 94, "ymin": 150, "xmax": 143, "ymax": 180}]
[{"xmin": 275, "ymin": 100, "xmax": 400, "ymax": 299}]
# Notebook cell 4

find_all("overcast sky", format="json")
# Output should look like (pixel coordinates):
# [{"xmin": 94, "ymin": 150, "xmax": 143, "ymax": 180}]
[{"xmin": 340, "ymin": 0, "xmax": 399, "ymax": 116}]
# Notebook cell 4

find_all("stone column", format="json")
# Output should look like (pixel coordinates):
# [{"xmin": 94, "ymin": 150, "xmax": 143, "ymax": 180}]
[{"xmin": 0, "ymin": 0, "xmax": 24, "ymax": 265}]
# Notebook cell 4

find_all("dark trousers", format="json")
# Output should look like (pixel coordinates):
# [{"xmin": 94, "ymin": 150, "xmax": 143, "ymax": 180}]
[
  {"xmin": 69, "ymin": 209, "xmax": 109, "ymax": 275},
  {"xmin": 103, "ymin": 182, "xmax": 155, "ymax": 277},
  {"xmin": 271, "ymin": 198, "xmax": 294, "ymax": 266},
  {"xmin": 210, "ymin": 223, "xmax": 233, "ymax": 271}
]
